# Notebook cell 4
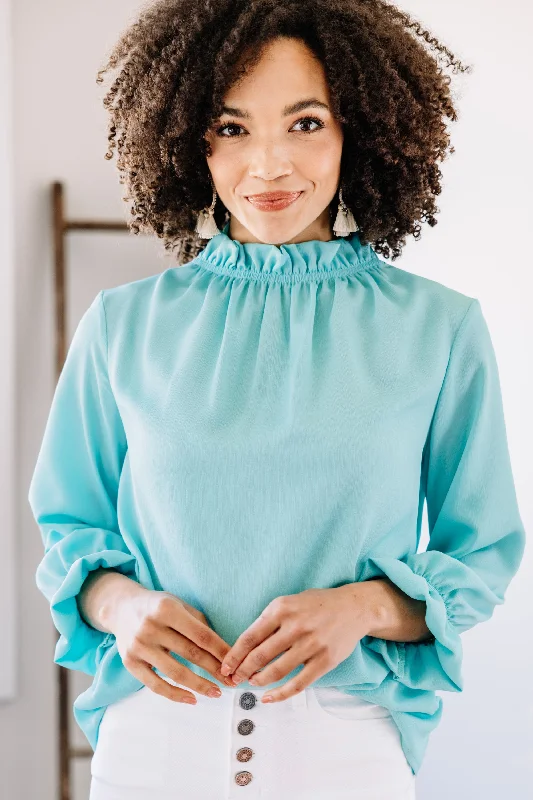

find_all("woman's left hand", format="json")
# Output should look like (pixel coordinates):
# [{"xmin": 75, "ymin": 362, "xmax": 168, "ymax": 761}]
[{"xmin": 219, "ymin": 583, "xmax": 383, "ymax": 702}]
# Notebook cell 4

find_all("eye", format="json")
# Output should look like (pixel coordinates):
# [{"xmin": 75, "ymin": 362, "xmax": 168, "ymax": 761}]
[
  {"xmin": 214, "ymin": 115, "xmax": 325, "ymax": 138},
  {"xmin": 215, "ymin": 121, "xmax": 243, "ymax": 138},
  {"xmin": 292, "ymin": 116, "xmax": 324, "ymax": 134}
]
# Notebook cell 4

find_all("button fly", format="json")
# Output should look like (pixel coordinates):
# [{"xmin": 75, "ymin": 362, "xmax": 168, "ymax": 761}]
[{"xmin": 232, "ymin": 691, "xmax": 260, "ymax": 792}]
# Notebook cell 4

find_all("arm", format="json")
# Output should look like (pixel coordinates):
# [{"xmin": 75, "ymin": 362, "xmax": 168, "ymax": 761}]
[
  {"xmin": 28, "ymin": 291, "xmax": 140, "ymax": 676},
  {"xmin": 362, "ymin": 299, "xmax": 526, "ymax": 692}
]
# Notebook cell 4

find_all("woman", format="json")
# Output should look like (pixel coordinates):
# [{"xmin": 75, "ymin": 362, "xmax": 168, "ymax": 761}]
[{"xmin": 28, "ymin": 1, "xmax": 526, "ymax": 798}]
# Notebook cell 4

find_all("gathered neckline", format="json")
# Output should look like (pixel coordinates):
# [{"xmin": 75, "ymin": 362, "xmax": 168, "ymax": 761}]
[{"xmin": 192, "ymin": 220, "xmax": 384, "ymax": 284}]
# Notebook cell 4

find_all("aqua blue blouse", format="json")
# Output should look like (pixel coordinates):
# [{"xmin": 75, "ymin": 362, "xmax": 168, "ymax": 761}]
[{"xmin": 28, "ymin": 221, "xmax": 526, "ymax": 776}]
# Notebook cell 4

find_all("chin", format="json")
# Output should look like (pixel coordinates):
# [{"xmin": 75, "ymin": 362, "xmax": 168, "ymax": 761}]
[{"xmin": 246, "ymin": 220, "xmax": 310, "ymax": 246}]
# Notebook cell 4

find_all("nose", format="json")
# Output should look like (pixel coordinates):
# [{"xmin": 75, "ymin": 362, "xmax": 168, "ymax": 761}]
[
  {"xmin": 247, "ymin": 141, "xmax": 294, "ymax": 182},
  {"xmin": 248, "ymin": 166, "xmax": 293, "ymax": 182}
]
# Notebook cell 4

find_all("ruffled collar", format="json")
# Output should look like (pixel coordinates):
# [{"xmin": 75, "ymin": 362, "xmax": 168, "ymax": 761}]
[{"xmin": 194, "ymin": 220, "xmax": 382, "ymax": 284}]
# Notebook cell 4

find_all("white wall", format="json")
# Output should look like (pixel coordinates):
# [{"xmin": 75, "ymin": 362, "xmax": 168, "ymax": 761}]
[
  {"xmin": 0, "ymin": 0, "xmax": 16, "ymax": 705},
  {"xmin": 2, "ymin": 1, "xmax": 531, "ymax": 798}
]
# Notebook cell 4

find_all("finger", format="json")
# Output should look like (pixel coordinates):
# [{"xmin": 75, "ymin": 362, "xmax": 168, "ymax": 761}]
[
  {"xmin": 247, "ymin": 644, "xmax": 303, "ymax": 688},
  {"xmin": 180, "ymin": 601, "xmax": 214, "ymax": 629},
  {"xmin": 157, "ymin": 626, "xmax": 235, "ymax": 687},
  {"xmin": 127, "ymin": 659, "xmax": 198, "ymax": 704},
  {"xmin": 160, "ymin": 596, "xmax": 232, "ymax": 664},
  {"xmin": 258, "ymin": 663, "xmax": 323, "ymax": 704},
  {"xmin": 229, "ymin": 629, "xmax": 291, "ymax": 684},
  {"xmin": 220, "ymin": 608, "xmax": 280, "ymax": 676},
  {"xmin": 143, "ymin": 644, "xmax": 231, "ymax": 699}
]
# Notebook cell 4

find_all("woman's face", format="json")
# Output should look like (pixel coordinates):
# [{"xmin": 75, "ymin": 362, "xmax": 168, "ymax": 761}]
[{"xmin": 204, "ymin": 37, "xmax": 344, "ymax": 246}]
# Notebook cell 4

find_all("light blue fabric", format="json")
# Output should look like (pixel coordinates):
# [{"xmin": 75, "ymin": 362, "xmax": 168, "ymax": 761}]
[{"xmin": 28, "ymin": 220, "xmax": 526, "ymax": 776}]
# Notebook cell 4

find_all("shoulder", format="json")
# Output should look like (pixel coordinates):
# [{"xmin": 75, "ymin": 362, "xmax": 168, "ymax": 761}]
[
  {"xmin": 99, "ymin": 262, "xmax": 199, "ymax": 332},
  {"xmin": 376, "ymin": 258, "xmax": 478, "ymax": 338},
  {"xmin": 99, "ymin": 266, "xmax": 175, "ymax": 311}
]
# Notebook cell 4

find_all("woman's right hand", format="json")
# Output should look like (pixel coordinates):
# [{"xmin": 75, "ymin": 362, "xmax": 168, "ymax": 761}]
[{"xmin": 108, "ymin": 587, "xmax": 237, "ymax": 703}]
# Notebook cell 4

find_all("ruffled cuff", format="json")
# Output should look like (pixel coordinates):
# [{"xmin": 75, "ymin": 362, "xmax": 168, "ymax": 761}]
[
  {"xmin": 362, "ymin": 552, "xmax": 467, "ymax": 692},
  {"xmin": 36, "ymin": 528, "xmax": 139, "ymax": 676}
]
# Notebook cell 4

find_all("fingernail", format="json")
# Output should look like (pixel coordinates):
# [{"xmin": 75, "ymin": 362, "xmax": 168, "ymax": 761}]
[
  {"xmin": 262, "ymin": 695, "xmax": 274, "ymax": 703},
  {"xmin": 207, "ymin": 687, "xmax": 222, "ymax": 698},
  {"xmin": 221, "ymin": 664, "xmax": 230, "ymax": 675},
  {"xmin": 232, "ymin": 676, "xmax": 243, "ymax": 685}
]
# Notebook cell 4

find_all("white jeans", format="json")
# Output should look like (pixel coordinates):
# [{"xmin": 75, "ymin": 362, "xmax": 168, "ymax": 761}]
[{"xmin": 89, "ymin": 679, "xmax": 416, "ymax": 799}]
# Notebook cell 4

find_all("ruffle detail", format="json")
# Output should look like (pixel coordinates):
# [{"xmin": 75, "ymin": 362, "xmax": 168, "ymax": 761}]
[
  {"xmin": 35, "ymin": 529, "xmax": 139, "ymax": 675},
  {"xmin": 194, "ymin": 221, "xmax": 382, "ymax": 283},
  {"xmin": 363, "ymin": 553, "xmax": 466, "ymax": 693}
]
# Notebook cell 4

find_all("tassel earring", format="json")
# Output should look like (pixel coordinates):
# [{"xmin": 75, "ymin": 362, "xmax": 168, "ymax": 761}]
[
  {"xmin": 333, "ymin": 185, "xmax": 359, "ymax": 236},
  {"xmin": 195, "ymin": 187, "xmax": 221, "ymax": 239}
]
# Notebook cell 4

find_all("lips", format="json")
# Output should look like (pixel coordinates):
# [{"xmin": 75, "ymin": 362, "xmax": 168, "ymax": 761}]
[
  {"xmin": 246, "ymin": 191, "xmax": 303, "ymax": 211},
  {"xmin": 247, "ymin": 192, "xmax": 302, "ymax": 200}
]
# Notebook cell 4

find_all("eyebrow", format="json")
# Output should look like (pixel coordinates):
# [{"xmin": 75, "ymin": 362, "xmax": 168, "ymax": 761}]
[{"xmin": 219, "ymin": 98, "xmax": 330, "ymax": 120}]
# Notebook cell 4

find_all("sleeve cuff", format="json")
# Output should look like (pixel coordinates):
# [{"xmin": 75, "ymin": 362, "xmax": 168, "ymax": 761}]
[
  {"xmin": 36, "ymin": 529, "xmax": 139, "ymax": 676},
  {"xmin": 362, "ymin": 554, "xmax": 464, "ymax": 692}
]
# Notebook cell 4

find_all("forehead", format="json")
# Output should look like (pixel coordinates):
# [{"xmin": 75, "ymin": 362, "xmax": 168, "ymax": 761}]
[{"xmin": 223, "ymin": 37, "xmax": 330, "ymax": 111}]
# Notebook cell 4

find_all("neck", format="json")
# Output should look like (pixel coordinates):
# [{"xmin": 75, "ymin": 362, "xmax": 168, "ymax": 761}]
[{"xmin": 227, "ymin": 208, "xmax": 335, "ymax": 246}]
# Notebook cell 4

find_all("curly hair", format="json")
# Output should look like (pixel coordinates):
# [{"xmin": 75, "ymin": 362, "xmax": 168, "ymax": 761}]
[{"xmin": 96, "ymin": 0, "xmax": 472, "ymax": 264}]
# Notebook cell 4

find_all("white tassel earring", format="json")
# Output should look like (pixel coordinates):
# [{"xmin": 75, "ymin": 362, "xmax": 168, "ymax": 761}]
[
  {"xmin": 195, "ymin": 186, "xmax": 221, "ymax": 239},
  {"xmin": 333, "ymin": 185, "xmax": 359, "ymax": 236}
]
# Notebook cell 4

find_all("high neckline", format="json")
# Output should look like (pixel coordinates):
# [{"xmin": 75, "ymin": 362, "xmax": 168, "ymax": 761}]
[{"xmin": 193, "ymin": 220, "xmax": 383, "ymax": 284}]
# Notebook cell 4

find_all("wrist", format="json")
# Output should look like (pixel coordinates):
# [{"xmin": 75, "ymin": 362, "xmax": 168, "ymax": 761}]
[
  {"xmin": 99, "ymin": 573, "xmax": 148, "ymax": 634},
  {"xmin": 349, "ymin": 578, "xmax": 432, "ymax": 642},
  {"xmin": 81, "ymin": 569, "xmax": 145, "ymax": 635},
  {"xmin": 357, "ymin": 579, "xmax": 396, "ymax": 638},
  {"xmin": 336, "ymin": 580, "xmax": 389, "ymax": 638}
]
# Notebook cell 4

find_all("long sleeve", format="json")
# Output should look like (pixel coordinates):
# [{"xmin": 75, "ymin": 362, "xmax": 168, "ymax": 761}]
[
  {"xmin": 364, "ymin": 298, "xmax": 526, "ymax": 692},
  {"xmin": 28, "ymin": 290, "xmax": 139, "ymax": 676}
]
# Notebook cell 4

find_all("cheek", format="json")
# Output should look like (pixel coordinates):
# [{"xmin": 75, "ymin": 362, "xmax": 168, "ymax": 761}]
[
  {"xmin": 296, "ymin": 135, "xmax": 343, "ymax": 179},
  {"xmin": 206, "ymin": 143, "xmax": 243, "ymax": 180}
]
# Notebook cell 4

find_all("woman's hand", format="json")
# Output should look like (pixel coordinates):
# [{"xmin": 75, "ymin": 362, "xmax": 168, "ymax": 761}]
[
  {"xmin": 219, "ymin": 583, "xmax": 383, "ymax": 702},
  {"xmin": 106, "ymin": 586, "xmax": 236, "ymax": 703}
]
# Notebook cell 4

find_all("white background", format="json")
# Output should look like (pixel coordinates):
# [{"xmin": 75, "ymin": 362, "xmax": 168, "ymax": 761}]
[{"xmin": 1, "ymin": 0, "xmax": 531, "ymax": 797}]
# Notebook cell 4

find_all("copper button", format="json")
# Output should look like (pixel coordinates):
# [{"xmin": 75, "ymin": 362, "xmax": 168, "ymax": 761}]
[
  {"xmin": 236, "ymin": 746, "xmax": 253, "ymax": 762},
  {"xmin": 235, "ymin": 770, "xmax": 253, "ymax": 786}
]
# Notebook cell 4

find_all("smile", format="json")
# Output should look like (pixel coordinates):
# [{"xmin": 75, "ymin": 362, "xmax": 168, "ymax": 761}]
[{"xmin": 246, "ymin": 192, "xmax": 303, "ymax": 211}]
